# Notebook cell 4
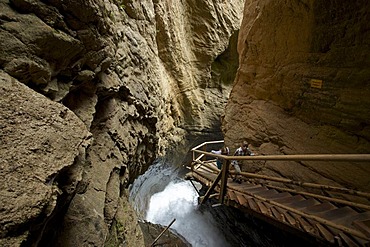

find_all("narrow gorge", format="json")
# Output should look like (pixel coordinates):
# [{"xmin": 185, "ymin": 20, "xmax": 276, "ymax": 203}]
[{"xmin": 1, "ymin": 0, "xmax": 369, "ymax": 246}]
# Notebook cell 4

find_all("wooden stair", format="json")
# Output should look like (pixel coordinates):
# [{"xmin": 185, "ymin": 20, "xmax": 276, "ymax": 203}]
[{"xmin": 187, "ymin": 164, "xmax": 370, "ymax": 246}]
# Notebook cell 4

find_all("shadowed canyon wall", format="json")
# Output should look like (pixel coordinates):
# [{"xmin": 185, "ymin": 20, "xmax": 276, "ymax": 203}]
[
  {"xmin": 223, "ymin": 0, "xmax": 370, "ymax": 192},
  {"xmin": 0, "ymin": 0, "xmax": 244, "ymax": 246}
]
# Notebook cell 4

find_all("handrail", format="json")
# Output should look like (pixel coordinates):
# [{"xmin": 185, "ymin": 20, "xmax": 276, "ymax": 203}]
[
  {"xmin": 189, "ymin": 140, "xmax": 370, "ymax": 243},
  {"xmin": 191, "ymin": 140, "xmax": 224, "ymax": 164},
  {"xmin": 193, "ymin": 149, "xmax": 370, "ymax": 162},
  {"xmin": 191, "ymin": 140, "xmax": 224, "ymax": 151},
  {"xmin": 190, "ymin": 140, "xmax": 370, "ymax": 206}
]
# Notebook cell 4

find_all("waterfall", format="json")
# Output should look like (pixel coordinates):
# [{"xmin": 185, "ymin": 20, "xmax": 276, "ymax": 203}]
[{"xmin": 129, "ymin": 161, "xmax": 229, "ymax": 247}]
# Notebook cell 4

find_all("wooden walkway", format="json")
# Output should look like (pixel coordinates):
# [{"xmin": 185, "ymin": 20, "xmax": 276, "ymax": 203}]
[{"xmin": 186, "ymin": 141, "xmax": 370, "ymax": 246}]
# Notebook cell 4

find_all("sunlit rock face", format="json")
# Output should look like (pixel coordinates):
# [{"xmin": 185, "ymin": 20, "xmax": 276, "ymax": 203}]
[
  {"xmin": 0, "ymin": 0, "xmax": 244, "ymax": 245},
  {"xmin": 223, "ymin": 0, "xmax": 370, "ymax": 191}
]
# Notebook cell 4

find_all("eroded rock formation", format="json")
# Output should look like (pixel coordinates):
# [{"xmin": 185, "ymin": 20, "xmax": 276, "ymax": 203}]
[
  {"xmin": 223, "ymin": 0, "xmax": 370, "ymax": 192},
  {"xmin": 0, "ymin": 71, "xmax": 91, "ymax": 246},
  {"xmin": 0, "ymin": 0, "xmax": 244, "ymax": 246}
]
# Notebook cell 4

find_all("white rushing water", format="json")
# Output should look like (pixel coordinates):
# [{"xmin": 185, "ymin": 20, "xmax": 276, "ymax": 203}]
[
  {"xmin": 146, "ymin": 180, "xmax": 229, "ymax": 247},
  {"xmin": 129, "ymin": 161, "xmax": 230, "ymax": 247},
  {"xmin": 130, "ymin": 161, "xmax": 311, "ymax": 247}
]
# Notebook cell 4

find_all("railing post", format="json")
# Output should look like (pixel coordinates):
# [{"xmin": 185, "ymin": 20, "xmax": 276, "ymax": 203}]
[
  {"xmin": 219, "ymin": 159, "xmax": 230, "ymax": 204},
  {"xmin": 202, "ymin": 144, "xmax": 207, "ymax": 161},
  {"xmin": 199, "ymin": 170, "xmax": 223, "ymax": 205},
  {"xmin": 192, "ymin": 150, "xmax": 195, "ymax": 171}
]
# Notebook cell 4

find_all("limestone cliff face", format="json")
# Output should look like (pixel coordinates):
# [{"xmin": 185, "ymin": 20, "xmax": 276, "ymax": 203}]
[
  {"xmin": 0, "ymin": 0, "xmax": 244, "ymax": 246},
  {"xmin": 223, "ymin": 0, "xmax": 370, "ymax": 191}
]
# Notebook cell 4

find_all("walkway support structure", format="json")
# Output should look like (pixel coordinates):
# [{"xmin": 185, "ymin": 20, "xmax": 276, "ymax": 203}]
[{"xmin": 186, "ymin": 140, "xmax": 370, "ymax": 246}]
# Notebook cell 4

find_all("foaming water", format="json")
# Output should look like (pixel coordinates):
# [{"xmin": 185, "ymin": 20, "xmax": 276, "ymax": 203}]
[
  {"xmin": 130, "ymin": 161, "xmax": 313, "ymax": 247},
  {"xmin": 129, "ymin": 161, "xmax": 175, "ymax": 217},
  {"xmin": 146, "ymin": 181, "xmax": 229, "ymax": 247},
  {"xmin": 129, "ymin": 161, "xmax": 229, "ymax": 247}
]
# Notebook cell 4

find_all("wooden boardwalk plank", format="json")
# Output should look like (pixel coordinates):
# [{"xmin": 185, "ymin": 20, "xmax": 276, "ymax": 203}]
[
  {"xmin": 297, "ymin": 217, "xmax": 316, "ymax": 236},
  {"xmin": 318, "ymin": 207, "xmax": 358, "ymax": 222},
  {"xmin": 287, "ymin": 212, "xmax": 304, "ymax": 230},
  {"xmin": 228, "ymin": 190, "xmax": 238, "ymax": 202},
  {"xmin": 331, "ymin": 211, "xmax": 370, "ymax": 232},
  {"xmin": 274, "ymin": 195, "xmax": 305, "ymax": 204},
  {"xmin": 265, "ymin": 192, "xmax": 291, "ymax": 201},
  {"xmin": 284, "ymin": 198, "xmax": 320, "ymax": 210},
  {"xmin": 338, "ymin": 232, "xmax": 360, "ymax": 247},
  {"xmin": 235, "ymin": 192, "xmax": 249, "ymax": 207},
  {"xmin": 316, "ymin": 223, "xmax": 335, "ymax": 243},
  {"xmin": 256, "ymin": 201, "xmax": 269, "ymax": 216},
  {"xmin": 353, "ymin": 218, "xmax": 370, "ymax": 238},
  {"xmin": 275, "ymin": 207, "xmax": 297, "ymax": 226},
  {"xmin": 247, "ymin": 198, "xmax": 260, "ymax": 212},
  {"xmin": 271, "ymin": 206, "xmax": 285, "ymax": 223},
  {"xmin": 301, "ymin": 202, "xmax": 337, "ymax": 214},
  {"xmin": 255, "ymin": 189, "xmax": 278, "ymax": 198},
  {"xmin": 305, "ymin": 218, "xmax": 321, "ymax": 238},
  {"xmin": 244, "ymin": 186, "xmax": 268, "ymax": 193}
]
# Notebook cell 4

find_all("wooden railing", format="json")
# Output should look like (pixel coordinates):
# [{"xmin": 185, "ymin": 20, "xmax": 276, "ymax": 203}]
[{"xmin": 190, "ymin": 140, "xmax": 370, "ymax": 206}]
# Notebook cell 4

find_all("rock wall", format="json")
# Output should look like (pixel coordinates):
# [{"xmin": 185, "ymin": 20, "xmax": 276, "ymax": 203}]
[
  {"xmin": 0, "ymin": 71, "xmax": 90, "ymax": 246},
  {"xmin": 223, "ymin": 0, "xmax": 370, "ymax": 192},
  {"xmin": 0, "ymin": 0, "xmax": 244, "ymax": 246}
]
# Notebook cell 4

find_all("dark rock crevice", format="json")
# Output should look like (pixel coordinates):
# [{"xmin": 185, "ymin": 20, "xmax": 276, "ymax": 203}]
[
  {"xmin": 211, "ymin": 30, "xmax": 239, "ymax": 90},
  {"xmin": 28, "ymin": 155, "xmax": 88, "ymax": 247}
]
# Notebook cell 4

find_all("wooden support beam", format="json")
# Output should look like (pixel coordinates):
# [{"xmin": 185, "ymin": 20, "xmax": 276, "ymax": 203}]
[
  {"xmin": 150, "ymin": 219, "xmax": 176, "ymax": 247},
  {"xmin": 199, "ymin": 170, "xmax": 223, "ymax": 205},
  {"xmin": 189, "ymin": 179, "xmax": 201, "ymax": 196},
  {"xmin": 219, "ymin": 160, "xmax": 230, "ymax": 205}
]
